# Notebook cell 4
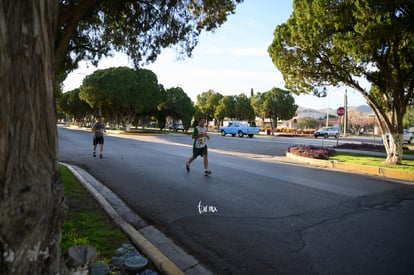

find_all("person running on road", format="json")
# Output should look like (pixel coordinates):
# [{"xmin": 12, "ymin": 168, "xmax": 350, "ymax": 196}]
[
  {"xmin": 92, "ymin": 115, "xmax": 106, "ymax": 158},
  {"xmin": 186, "ymin": 118, "xmax": 211, "ymax": 176}
]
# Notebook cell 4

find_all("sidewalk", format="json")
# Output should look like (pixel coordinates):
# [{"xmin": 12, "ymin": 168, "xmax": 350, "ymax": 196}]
[{"xmin": 60, "ymin": 162, "xmax": 213, "ymax": 275}]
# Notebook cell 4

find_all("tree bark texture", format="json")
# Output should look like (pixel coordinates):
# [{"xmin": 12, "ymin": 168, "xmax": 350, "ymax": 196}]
[
  {"xmin": 0, "ymin": 0, "xmax": 66, "ymax": 273},
  {"xmin": 367, "ymin": 100, "xmax": 404, "ymax": 165}
]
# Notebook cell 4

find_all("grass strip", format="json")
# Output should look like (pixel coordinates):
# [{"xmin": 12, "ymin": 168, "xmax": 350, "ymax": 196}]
[
  {"xmin": 404, "ymin": 149, "xmax": 414, "ymax": 156},
  {"xmin": 60, "ymin": 165, "xmax": 130, "ymax": 263},
  {"xmin": 330, "ymin": 152, "xmax": 414, "ymax": 172}
]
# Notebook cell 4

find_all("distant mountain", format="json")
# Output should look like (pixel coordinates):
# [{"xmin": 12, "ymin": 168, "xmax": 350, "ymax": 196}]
[
  {"xmin": 296, "ymin": 107, "xmax": 328, "ymax": 119},
  {"xmin": 296, "ymin": 105, "xmax": 373, "ymax": 118},
  {"xmin": 348, "ymin": 105, "xmax": 373, "ymax": 114}
]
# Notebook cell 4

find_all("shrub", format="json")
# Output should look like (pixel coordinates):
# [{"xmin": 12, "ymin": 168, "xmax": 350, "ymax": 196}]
[
  {"xmin": 288, "ymin": 145, "xmax": 336, "ymax": 160},
  {"xmin": 335, "ymin": 143, "xmax": 385, "ymax": 151},
  {"xmin": 303, "ymin": 129, "xmax": 316, "ymax": 134}
]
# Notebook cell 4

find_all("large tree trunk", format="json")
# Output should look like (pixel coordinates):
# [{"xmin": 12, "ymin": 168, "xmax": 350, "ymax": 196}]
[
  {"xmin": 383, "ymin": 109, "xmax": 405, "ymax": 165},
  {"xmin": 0, "ymin": 0, "xmax": 66, "ymax": 273},
  {"xmin": 372, "ymin": 104, "xmax": 404, "ymax": 165},
  {"xmin": 383, "ymin": 133, "xmax": 404, "ymax": 164}
]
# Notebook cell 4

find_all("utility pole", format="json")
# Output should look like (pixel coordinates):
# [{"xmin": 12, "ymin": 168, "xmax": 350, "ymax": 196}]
[
  {"xmin": 343, "ymin": 89, "xmax": 348, "ymax": 136},
  {"xmin": 326, "ymin": 93, "xmax": 330, "ymax": 127}
]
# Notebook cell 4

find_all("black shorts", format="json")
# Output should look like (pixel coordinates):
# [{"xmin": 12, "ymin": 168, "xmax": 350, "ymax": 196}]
[
  {"xmin": 93, "ymin": 136, "xmax": 104, "ymax": 145},
  {"xmin": 193, "ymin": 145, "xmax": 207, "ymax": 158}
]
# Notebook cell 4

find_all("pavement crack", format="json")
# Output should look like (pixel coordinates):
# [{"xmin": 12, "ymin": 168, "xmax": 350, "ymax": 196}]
[
  {"xmin": 295, "ymin": 210, "xmax": 358, "ymax": 254},
  {"xmin": 358, "ymin": 194, "xmax": 414, "ymax": 211},
  {"xmin": 301, "ymin": 211, "xmax": 355, "ymax": 232}
]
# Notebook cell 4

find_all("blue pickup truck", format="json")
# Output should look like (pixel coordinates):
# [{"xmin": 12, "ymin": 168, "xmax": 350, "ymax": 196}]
[{"xmin": 220, "ymin": 121, "xmax": 260, "ymax": 138}]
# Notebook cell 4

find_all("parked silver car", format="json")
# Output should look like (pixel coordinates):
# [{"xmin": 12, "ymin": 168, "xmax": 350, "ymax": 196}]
[
  {"xmin": 314, "ymin": 127, "xmax": 339, "ymax": 139},
  {"xmin": 384, "ymin": 129, "xmax": 414, "ymax": 144},
  {"xmin": 168, "ymin": 123, "xmax": 185, "ymax": 131}
]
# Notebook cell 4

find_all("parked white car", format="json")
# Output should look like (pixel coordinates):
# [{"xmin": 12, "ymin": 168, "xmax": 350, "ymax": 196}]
[
  {"xmin": 168, "ymin": 123, "xmax": 185, "ymax": 131},
  {"xmin": 403, "ymin": 129, "xmax": 414, "ymax": 143},
  {"xmin": 384, "ymin": 129, "xmax": 414, "ymax": 144}
]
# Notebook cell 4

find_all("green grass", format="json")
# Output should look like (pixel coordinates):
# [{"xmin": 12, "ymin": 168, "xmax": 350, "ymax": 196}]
[
  {"xmin": 404, "ymin": 149, "xmax": 414, "ymax": 155},
  {"xmin": 60, "ymin": 165, "xmax": 130, "ymax": 263},
  {"xmin": 330, "ymin": 152, "xmax": 414, "ymax": 172}
]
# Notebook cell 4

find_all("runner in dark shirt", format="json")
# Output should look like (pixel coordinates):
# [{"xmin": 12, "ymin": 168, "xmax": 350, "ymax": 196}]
[{"xmin": 92, "ymin": 115, "xmax": 106, "ymax": 158}]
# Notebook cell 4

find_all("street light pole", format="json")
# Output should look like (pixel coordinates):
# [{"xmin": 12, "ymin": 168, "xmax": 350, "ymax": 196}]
[
  {"xmin": 326, "ymin": 93, "xmax": 330, "ymax": 127},
  {"xmin": 326, "ymin": 90, "xmax": 344, "ymax": 128},
  {"xmin": 343, "ymin": 89, "xmax": 347, "ymax": 136}
]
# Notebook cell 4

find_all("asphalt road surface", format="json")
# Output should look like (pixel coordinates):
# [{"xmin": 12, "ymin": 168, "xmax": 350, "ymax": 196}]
[{"xmin": 58, "ymin": 126, "xmax": 414, "ymax": 275}]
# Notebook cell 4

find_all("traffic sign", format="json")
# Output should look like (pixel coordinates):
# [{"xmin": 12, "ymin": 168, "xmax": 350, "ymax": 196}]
[{"xmin": 337, "ymin": 107, "xmax": 345, "ymax": 116}]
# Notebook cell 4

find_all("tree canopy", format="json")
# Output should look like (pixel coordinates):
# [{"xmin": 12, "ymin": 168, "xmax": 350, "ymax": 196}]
[
  {"xmin": 268, "ymin": 0, "xmax": 414, "ymax": 164},
  {"xmin": 196, "ymin": 90, "xmax": 223, "ymax": 123},
  {"xmin": 252, "ymin": 88, "xmax": 298, "ymax": 132},
  {"xmin": 196, "ymin": 90, "xmax": 257, "ymax": 124},
  {"xmin": 215, "ymin": 95, "xmax": 236, "ymax": 124},
  {"xmin": 159, "ymin": 87, "xmax": 195, "ymax": 131},
  {"xmin": 62, "ymin": 67, "xmax": 299, "ymax": 130},
  {"xmin": 56, "ymin": 0, "xmax": 243, "ymax": 81},
  {"xmin": 58, "ymin": 88, "xmax": 92, "ymax": 121},
  {"xmin": 233, "ymin": 93, "xmax": 255, "ymax": 121},
  {"xmin": 79, "ymin": 67, "xmax": 164, "ymax": 128}
]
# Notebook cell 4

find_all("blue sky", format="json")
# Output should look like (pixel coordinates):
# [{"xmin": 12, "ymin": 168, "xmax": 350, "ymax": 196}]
[{"xmin": 62, "ymin": 0, "xmax": 368, "ymax": 110}]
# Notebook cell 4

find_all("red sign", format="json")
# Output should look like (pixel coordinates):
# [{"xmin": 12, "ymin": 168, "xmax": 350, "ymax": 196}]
[{"xmin": 337, "ymin": 107, "xmax": 345, "ymax": 116}]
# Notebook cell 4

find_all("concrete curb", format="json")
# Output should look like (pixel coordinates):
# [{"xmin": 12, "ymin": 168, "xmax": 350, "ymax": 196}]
[
  {"xmin": 60, "ymin": 162, "xmax": 185, "ymax": 275},
  {"xmin": 286, "ymin": 152, "xmax": 414, "ymax": 182}
]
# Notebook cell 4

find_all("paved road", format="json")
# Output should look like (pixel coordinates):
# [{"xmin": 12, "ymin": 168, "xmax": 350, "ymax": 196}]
[{"xmin": 58, "ymin": 126, "xmax": 414, "ymax": 275}]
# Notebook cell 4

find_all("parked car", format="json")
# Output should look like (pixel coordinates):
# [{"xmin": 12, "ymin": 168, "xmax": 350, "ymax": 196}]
[
  {"xmin": 168, "ymin": 123, "xmax": 185, "ymax": 131},
  {"xmin": 220, "ymin": 121, "xmax": 260, "ymax": 138},
  {"xmin": 314, "ymin": 127, "xmax": 339, "ymax": 139},
  {"xmin": 384, "ymin": 129, "xmax": 414, "ymax": 144}
]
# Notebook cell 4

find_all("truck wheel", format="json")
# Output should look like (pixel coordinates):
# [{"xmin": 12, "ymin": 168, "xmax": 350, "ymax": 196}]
[
  {"xmin": 221, "ymin": 130, "xmax": 226, "ymax": 136},
  {"xmin": 248, "ymin": 134, "xmax": 254, "ymax": 138},
  {"xmin": 238, "ymin": 131, "xmax": 244, "ymax": 138},
  {"xmin": 324, "ymin": 133, "xmax": 328, "ymax": 139}
]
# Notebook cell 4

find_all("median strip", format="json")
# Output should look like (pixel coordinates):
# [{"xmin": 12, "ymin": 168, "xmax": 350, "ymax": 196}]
[{"xmin": 286, "ymin": 152, "xmax": 414, "ymax": 182}]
